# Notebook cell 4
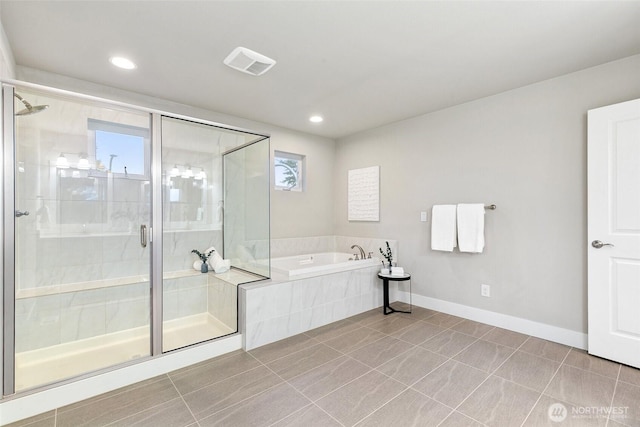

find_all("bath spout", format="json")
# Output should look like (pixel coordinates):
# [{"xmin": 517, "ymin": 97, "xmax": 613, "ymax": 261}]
[{"xmin": 350, "ymin": 244, "xmax": 366, "ymax": 260}]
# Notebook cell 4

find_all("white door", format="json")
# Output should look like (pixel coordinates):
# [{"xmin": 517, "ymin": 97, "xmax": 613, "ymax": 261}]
[{"xmin": 588, "ymin": 98, "xmax": 640, "ymax": 368}]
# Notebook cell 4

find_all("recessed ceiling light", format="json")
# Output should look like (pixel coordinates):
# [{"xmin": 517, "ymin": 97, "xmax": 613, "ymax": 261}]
[
  {"xmin": 309, "ymin": 115, "xmax": 323, "ymax": 123},
  {"xmin": 109, "ymin": 56, "xmax": 137, "ymax": 70}
]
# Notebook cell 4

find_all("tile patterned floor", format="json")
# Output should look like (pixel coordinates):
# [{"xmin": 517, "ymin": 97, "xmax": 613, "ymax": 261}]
[{"xmin": 7, "ymin": 304, "xmax": 640, "ymax": 427}]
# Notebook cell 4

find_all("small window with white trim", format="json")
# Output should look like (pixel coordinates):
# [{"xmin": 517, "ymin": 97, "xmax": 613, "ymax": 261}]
[{"xmin": 274, "ymin": 151, "xmax": 304, "ymax": 191}]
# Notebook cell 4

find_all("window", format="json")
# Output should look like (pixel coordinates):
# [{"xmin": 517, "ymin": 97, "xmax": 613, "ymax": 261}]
[
  {"xmin": 274, "ymin": 150, "xmax": 304, "ymax": 191},
  {"xmin": 88, "ymin": 119, "xmax": 149, "ymax": 178}
]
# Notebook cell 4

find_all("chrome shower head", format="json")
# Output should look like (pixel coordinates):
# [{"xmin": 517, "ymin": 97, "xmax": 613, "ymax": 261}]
[{"xmin": 14, "ymin": 93, "xmax": 49, "ymax": 116}]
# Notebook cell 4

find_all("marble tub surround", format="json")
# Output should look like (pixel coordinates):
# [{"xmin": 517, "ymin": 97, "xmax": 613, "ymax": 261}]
[
  {"xmin": 271, "ymin": 235, "xmax": 398, "ymax": 262},
  {"xmin": 242, "ymin": 236, "xmax": 399, "ymax": 350},
  {"xmin": 242, "ymin": 264, "xmax": 389, "ymax": 350}
]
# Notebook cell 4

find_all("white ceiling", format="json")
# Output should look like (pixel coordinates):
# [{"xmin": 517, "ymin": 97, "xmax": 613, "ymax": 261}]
[{"xmin": 2, "ymin": 1, "xmax": 640, "ymax": 139}]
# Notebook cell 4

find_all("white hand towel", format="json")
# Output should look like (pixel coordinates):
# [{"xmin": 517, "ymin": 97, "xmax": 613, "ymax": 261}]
[
  {"xmin": 457, "ymin": 204, "xmax": 485, "ymax": 253},
  {"xmin": 208, "ymin": 251, "xmax": 230, "ymax": 273},
  {"xmin": 431, "ymin": 205, "xmax": 457, "ymax": 251},
  {"xmin": 214, "ymin": 259, "xmax": 230, "ymax": 274},
  {"xmin": 391, "ymin": 266, "xmax": 405, "ymax": 276}
]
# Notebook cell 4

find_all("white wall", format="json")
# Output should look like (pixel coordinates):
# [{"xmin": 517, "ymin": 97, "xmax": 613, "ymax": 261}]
[
  {"xmin": 270, "ymin": 130, "xmax": 335, "ymax": 238},
  {"xmin": 0, "ymin": 17, "xmax": 15, "ymax": 79},
  {"xmin": 13, "ymin": 66, "xmax": 336, "ymax": 239},
  {"xmin": 334, "ymin": 55, "xmax": 640, "ymax": 334}
]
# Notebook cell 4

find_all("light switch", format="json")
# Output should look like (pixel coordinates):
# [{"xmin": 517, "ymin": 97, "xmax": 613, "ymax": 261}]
[{"xmin": 420, "ymin": 211, "xmax": 427, "ymax": 222}]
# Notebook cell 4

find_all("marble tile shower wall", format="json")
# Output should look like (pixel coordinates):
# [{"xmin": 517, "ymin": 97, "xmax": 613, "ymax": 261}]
[
  {"xmin": 18, "ymin": 229, "xmax": 221, "ymax": 289},
  {"xmin": 163, "ymin": 274, "xmax": 209, "ymax": 322},
  {"xmin": 208, "ymin": 276, "xmax": 238, "ymax": 330},
  {"xmin": 15, "ymin": 273, "xmax": 238, "ymax": 353},
  {"xmin": 14, "ymin": 229, "xmax": 223, "ymax": 353},
  {"xmin": 15, "ymin": 281, "xmax": 150, "ymax": 353},
  {"xmin": 271, "ymin": 236, "xmax": 398, "ymax": 261},
  {"xmin": 163, "ymin": 230, "xmax": 222, "ymax": 272}
]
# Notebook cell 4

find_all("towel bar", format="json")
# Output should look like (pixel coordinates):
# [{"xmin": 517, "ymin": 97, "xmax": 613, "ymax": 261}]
[{"xmin": 484, "ymin": 204, "xmax": 497, "ymax": 210}]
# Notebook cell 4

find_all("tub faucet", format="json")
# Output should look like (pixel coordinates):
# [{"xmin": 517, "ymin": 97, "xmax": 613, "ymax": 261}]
[{"xmin": 351, "ymin": 244, "xmax": 366, "ymax": 260}]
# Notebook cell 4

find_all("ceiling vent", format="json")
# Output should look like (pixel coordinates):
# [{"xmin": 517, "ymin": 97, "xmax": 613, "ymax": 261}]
[{"xmin": 223, "ymin": 47, "xmax": 276, "ymax": 76}]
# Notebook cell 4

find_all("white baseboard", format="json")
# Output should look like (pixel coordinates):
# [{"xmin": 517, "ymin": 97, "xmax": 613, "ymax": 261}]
[
  {"xmin": 397, "ymin": 291, "xmax": 587, "ymax": 350},
  {"xmin": 0, "ymin": 334, "xmax": 242, "ymax": 426}
]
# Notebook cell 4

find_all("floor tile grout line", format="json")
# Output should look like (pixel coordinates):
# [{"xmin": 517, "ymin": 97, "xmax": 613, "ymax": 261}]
[
  {"xmin": 605, "ymin": 364, "xmax": 623, "ymax": 426},
  {"xmin": 560, "ymin": 357, "xmax": 623, "ymax": 382},
  {"xmin": 189, "ymin": 351, "xmax": 301, "ymax": 423},
  {"xmin": 561, "ymin": 348, "xmax": 623, "ymax": 381},
  {"xmin": 519, "ymin": 342, "xmax": 572, "ymax": 427},
  {"xmin": 311, "ymin": 402, "xmax": 347, "ymax": 427},
  {"xmin": 444, "ymin": 334, "xmax": 524, "ymax": 423},
  {"xmin": 348, "ymin": 383, "xmax": 412, "ymax": 427},
  {"xmin": 265, "ymin": 402, "xmax": 347, "ymax": 427},
  {"xmin": 247, "ymin": 349, "xmax": 352, "ymax": 427},
  {"xmin": 170, "ymin": 362, "xmax": 267, "ymax": 397},
  {"xmin": 516, "ymin": 336, "xmax": 573, "ymax": 364},
  {"xmin": 263, "ymin": 321, "xmax": 426, "ymax": 388},
  {"xmin": 378, "ymin": 352, "xmax": 451, "ymax": 390},
  {"xmin": 192, "ymin": 379, "xmax": 290, "ymax": 425},
  {"xmin": 433, "ymin": 408, "xmax": 458, "ymax": 427},
  {"xmin": 168, "ymin": 349, "xmax": 247, "ymax": 377},
  {"xmin": 248, "ymin": 335, "xmax": 324, "ymax": 365},
  {"xmin": 167, "ymin": 373, "xmax": 201, "ymax": 427},
  {"xmin": 396, "ymin": 328, "xmax": 448, "ymax": 347},
  {"xmin": 53, "ymin": 374, "xmax": 169, "ymax": 415},
  {"xmin": 303, "ymin": 314, "xmax": 362, "ymax": 339},
  {"xmin": 303, "ymin": 318, "xmax": 364, "ymax": 342},
  {"xmin": 98, "ymin": 395, "xmax": 190, "ymax": 427},
  {"xmin": 435, "ymin": 409, "xmax": 489, "ymax": 427},
  {"xmin": 304, "ymin": 366, "xmax": 375, "ymax": 404},
  {"xmin": 57, "ymin": 373, "xmax": 180, "ymax": 427},
  {"xmin": 325, "ymin": 330, "xmax": 396, "ymax": 356}
]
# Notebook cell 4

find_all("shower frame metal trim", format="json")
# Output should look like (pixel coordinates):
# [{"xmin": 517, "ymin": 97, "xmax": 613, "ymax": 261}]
[
  {"xmin": 151, "ymin": 113, "xmax": 163, "ymax": 356},
  {"xmin": 2, "ymin": 84, "xmax": 16, "ymax": 396}
]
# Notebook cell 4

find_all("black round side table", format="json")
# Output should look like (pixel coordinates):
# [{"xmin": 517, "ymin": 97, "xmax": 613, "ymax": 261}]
[{"xmin": 377, "ymin": 272, "xmax": 412, "ymax": 315}]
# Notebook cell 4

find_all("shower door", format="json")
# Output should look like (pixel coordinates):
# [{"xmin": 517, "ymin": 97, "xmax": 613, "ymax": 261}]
[{"xmin": 3, "ymin": 85, "xmax": 153, "ymax": 393}]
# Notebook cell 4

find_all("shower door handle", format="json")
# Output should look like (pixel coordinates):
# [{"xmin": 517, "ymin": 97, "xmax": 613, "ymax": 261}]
[{"xmin": 140, "ymin": 224, "xmax": 147, "ymax": 248}]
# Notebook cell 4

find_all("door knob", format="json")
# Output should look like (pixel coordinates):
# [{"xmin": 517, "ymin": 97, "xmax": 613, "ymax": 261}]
[
  {"xmin": 592, "ymin": 240, "xmax": 614, "ymax": 249},
  {"xmin": 15, "ymin": 210, "xmax": 29, "ymax": 218}
]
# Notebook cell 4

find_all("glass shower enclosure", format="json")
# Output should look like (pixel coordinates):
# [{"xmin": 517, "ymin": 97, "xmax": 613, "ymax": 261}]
[{"xmin": 1, "ymin": 83, "xmax": 270, "ymax": 395}]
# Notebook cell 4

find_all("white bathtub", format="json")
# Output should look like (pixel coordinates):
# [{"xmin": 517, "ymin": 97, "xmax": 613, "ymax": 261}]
[{"xmin": 271, "ymin": 252, "xmax": 379, "ymax": 277}]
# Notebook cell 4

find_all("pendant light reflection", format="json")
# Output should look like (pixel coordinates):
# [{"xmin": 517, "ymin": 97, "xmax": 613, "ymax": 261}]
[
  {"xmin": 167, "ymin": 165, "xmax": 206, "ymax": 180},
  {"xmin": 181, "ymin": 166, "xmax": 194, "ymax": 179},
  {"xmin": 77, "ymin": 154, "xmax": 90, "ymax": 170},
  {"xmin": 56, "ymin": 153, "xmax": 69, "ymax": 169}
]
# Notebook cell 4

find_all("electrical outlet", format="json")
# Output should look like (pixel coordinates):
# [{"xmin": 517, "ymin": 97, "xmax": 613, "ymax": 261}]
[
  {"xmin": 420, "ymin": 211, "xmax": 427, "ymax": 222},
  {"xmin": 481, "ymin": 284, "xmax": 491, "ymax": 297}
]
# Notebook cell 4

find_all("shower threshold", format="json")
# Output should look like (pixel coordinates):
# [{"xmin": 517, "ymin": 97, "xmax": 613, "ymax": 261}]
[{"xmin": 14, "ymin": 313, "xmax": 234, "ymax": 392}]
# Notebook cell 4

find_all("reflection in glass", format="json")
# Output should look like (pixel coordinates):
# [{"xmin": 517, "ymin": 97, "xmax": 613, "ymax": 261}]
[
  {"xmin": 223, "ymin": 139, "xmax": 271, "ymax": 278},
  {"xmin": 12, "ymin": 87, "xmax": 152, "ymax": 391},
  {"xmin": 161, "ymin": 117, "xmax": 267, "ymax": 352}
]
